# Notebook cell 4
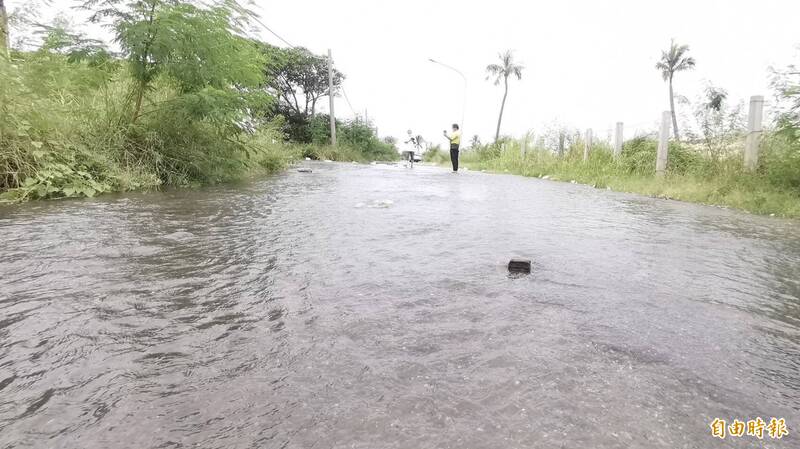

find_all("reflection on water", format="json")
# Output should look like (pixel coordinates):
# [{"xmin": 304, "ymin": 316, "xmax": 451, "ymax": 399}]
[{"xmin": 1, "ymin": 162, "xmax": 799, "ymax": 448}]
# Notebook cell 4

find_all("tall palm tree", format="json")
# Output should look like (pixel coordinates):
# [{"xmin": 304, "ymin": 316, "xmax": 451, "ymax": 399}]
[
  {"xmin": 486, "ymin": 50, "xmax": 523, "ymax": 142},
  {"xmin": 655, "ymin": 40, "xmax": 695, "ymax": 140}
]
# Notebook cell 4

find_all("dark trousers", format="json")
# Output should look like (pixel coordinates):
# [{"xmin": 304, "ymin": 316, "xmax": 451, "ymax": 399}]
[{"xmin": 450, "ymin": 144, "xmax": 460, "ymax": 171}]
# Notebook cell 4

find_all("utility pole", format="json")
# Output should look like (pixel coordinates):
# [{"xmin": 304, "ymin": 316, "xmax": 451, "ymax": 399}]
[
  {"xmin": 583, "ymin": 129, "xmax": 592, "ymax": 162},
  {"xmin": 656, "ymin": 111, "xmax": 671, "ymax": 176},
  {"xmin": 0, "ymin": 0, "xmax": 10, "ymax": 59},
  {"xmin": 614, "ymin": 122, "xmax": 624, "ymax": 158},
  {"xmin": 328, "ymin": 49, "xmax": 336, "ymax": 146},
  {"xmin": 744, "ymin": 95, "xmax": 764, "ymax": 171}
]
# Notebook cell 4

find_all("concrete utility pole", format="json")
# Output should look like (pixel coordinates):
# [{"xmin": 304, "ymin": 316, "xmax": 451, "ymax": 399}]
[
  {"xmin": 744, "ymin": 95, "xmax": 764, "ymax": 171},
  {"xmin": 583, "ymin": 129, "xmax": 592, "ymax": 162},
  {"xmin": 328, "ymin": 49, "xmax": 336, "ymax": 146},
  {"xmin": 614, "ymin": 122, "xmax": 623, "ymax": 158},
  {"xmin": 521, "ymin": 134, "xmax": 528, "ymax": 158},
  {"xmin": 0, "ymin": 0, "xmax": 9, "ymax": 59},
  {"xmin": 656, "ymin": 111, "xmax": 671, "ymax": 176}
]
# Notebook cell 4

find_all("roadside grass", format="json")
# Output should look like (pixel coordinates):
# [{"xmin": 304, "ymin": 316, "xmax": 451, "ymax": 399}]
[
  {"xmin": 455, "ymin": 137, "xmax": 800, "ymax": 218},
  {"xmin": 0, "ymin": 51, "xmax": 390, "ymax": 203},
  {"xmin": 424, "ymin": 145, "xmax": 450, "ymax": 165}
]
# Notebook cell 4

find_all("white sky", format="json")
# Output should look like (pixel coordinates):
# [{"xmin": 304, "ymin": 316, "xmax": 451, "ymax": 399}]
[{"xmin": 8, "ymin": 0, "xmax": 800, "ymax": 145}]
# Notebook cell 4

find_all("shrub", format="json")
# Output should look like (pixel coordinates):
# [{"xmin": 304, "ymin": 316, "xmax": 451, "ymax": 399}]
[{"xmin": 760, "ymin": 133, "xmax": 800, "ymax": 191}]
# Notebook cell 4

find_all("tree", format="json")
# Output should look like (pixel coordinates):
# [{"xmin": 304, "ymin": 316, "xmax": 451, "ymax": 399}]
[
  {"xmin": 694, "ymin": 84, "xmax": 744, "ymax": 162},
  {"xmin": 262, "ymin": 45, "xmax": 343, "ymax": 118},
  {"xmin": 83, "ymin": 0, "xmax": 266, "ymax": 124},
  {"xmin": 656, "ymin": 39, "xmax": 696, "ymax": 140},
  {"xmin": 486, "ymin": 50, "xmax": 523, "ymax": 142},
  {"xmin": 770, "ymin": 62, "xmax": 800, "ymax": 143},
  {"xmin": 0, "ymin": 0, "xmax": 9, "ymax": 58},
  {"xmin": 260, "ymin": 44, "xmax": 343, "ymax": 141}
]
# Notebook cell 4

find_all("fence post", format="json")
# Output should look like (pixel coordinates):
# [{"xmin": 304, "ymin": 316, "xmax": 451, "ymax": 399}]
[
  {"xmin": 583, "ymin": 129, "xmax": 592, "ymax": 162},
  {"xmin": 744, "ymin": 95, "xmax": 764, "ymax": 171},
  {"xmin": 656, "ymin": 111, "xmax": 670, "ymax": 176},
  {"xmin": 614, "ymin": 122, "xmax": 623, "ymax": 158},
  {"xmin": 521, "ymin": 135, "xmax": 527, "ymax": 158}
]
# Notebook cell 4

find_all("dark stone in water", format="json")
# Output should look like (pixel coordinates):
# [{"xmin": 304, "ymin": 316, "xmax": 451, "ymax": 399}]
[
  {"xmin": 297, "ymin": 168, "xmax": 313, "ymax": 173},
  {"xmin": 508, "ymin": 258, "xmax": 531, "ymax": 273}
]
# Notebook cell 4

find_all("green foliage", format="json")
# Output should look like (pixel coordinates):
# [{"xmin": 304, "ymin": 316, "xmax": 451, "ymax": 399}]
[
  {"xmin": 0, "ymin": 1, "xmax": 294, "ymax": 203},
  {"xmin": 309, "ymin": 114, "xmax": 332, "ymax": 146},
  {"xmin": 296, "ymin": 115, "xmax": 396, "ymax": 161},
  {"xmin": 618, "ymin": 137, "xmax": 701, "ymax": 175},
  {"xmin": 261, "ymin": 44, "xmax": 343, "ymax": 116},
  {"xmin": 760, "ymin": 134, "xmax": 800, "ymax": 191},
  {"xmin": 83, "ymin": 0, "xmax": 267, "ymax": 123},
  {"xmin": 771, "ymin": 61, "xmax": 800, "ymax": 144},
  {"xmin": 338, "ymin": 120, "xmax": 397, "ymax": 161},
  {"xmin": 692, "ymin": 84, "xmax": 746, "ymax": 161},
  {"xmin": 451, "ymin": 133, "xmax": 800, "ymax": 218},
  {"xmin": 655, "ymin": 39, "xmax": 696, "ymax": 81},
  {"xmin": 424, "ymin": 145, "xmax": 448, "ymax": 164},
  {"xmin": 259, "ymin": 44, "xmax": 344, "ymax": 142}
]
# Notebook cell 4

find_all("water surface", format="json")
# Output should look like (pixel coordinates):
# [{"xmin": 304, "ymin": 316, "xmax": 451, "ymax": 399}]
[{"xmin": 1, "ymin": 162, "xmax": 799, "ymax": 448}]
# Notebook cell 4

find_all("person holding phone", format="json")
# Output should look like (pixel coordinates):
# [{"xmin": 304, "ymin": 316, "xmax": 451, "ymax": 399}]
[{"xmin": 443, "ymin": 123, "xmax": 461, "ymax": 172}]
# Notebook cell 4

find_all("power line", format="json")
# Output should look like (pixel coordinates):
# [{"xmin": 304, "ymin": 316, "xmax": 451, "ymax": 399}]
[
  {"xmin": 249, "ymin": 16, "xmax": 360, "ymax": 120},
  {"xmin": 340, "ymin": 84, "xmax": 358, "ymax": 117},
  {"xmin": 249, "ymin": 15, "xmax": 295, "ymax": 48}
]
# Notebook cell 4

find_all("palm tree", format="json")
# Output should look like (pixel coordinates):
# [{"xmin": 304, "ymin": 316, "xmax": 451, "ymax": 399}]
[
  {"xmin": 655, "ymin": 40, "xmax": 695, "ymax": 140},
  {"xmin": 486, "ymin": 50, "xmax": 523, "ymax": 142}
]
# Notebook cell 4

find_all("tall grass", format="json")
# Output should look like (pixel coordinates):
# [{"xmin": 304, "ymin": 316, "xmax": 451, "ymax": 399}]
[
  {"xmin": 458, "ymin": 135, "xmax": 800, "ymax": 218},
  {"xmin": 0, "ymin": 51, "xmax": 296, "ymax": 202}
]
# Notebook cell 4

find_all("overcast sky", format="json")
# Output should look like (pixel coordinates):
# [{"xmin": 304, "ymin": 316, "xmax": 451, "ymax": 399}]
[{"xmin": 8, "ymin": 0, "xmax": 800, "ymax": 145}]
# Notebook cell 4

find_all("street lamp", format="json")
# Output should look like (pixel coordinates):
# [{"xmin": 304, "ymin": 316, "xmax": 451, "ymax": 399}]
[{"xmin": 428, "ymin": 58, "xmax": 467, "ymax": 138}]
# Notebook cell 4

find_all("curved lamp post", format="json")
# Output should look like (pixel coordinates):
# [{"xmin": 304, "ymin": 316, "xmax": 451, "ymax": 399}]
[{"xmin": 428, "ymin": 58, "xmax": 467, "ymax": 137}]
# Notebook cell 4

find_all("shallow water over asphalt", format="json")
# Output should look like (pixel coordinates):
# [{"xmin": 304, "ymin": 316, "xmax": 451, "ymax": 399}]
[{"xmin": 1, "ymin": 162, "xmax": 799, "ymax": 448}]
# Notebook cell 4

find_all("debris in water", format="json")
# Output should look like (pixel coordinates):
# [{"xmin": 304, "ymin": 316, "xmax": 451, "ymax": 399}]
[
  {"xmin": 162, "ymin": 231, "xmax": 195, "ymax": 243},
  {"xmin": 356, "ymin": 199, "xmax": 394, "ymax": 209},
  {"xmin": 297, "ymin": 168, "xmax": 313, "ymax": 173},
  {"xmin": 508, "ymin": 258, "xmax": 532, "ymax": 273}
]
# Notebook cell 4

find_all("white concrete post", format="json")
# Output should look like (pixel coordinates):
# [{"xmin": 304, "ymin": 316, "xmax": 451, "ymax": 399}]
[
  {"xmin": 583, "ymin": 129, "xmax": 592, "ymax": 162},
  {"xmin": 521, "ymin": 136, "xmax": 527, "ymax": 158},
  {"xmin": 328, "ymin": 49, "xmax": 336, "ymax": 146},
  {"xmin": 656, "ymin": 111, "xmax": 671, "ymax": 176},
  {"xmin": 744, "ymin": 95, "xmax": 764, "ymax": 171},
  {"xmin": 614, "ymin": 122, "xmax": 623, "ymax": 158}
]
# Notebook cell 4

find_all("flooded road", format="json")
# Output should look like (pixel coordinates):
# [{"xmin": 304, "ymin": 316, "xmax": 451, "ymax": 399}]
[{"xmin": 1, "ymin": 162, "xmax": 799, "ymax": 448}]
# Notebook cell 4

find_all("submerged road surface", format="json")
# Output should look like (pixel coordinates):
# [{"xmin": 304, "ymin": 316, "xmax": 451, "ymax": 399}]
[{"xmin": 1, "ymin": 162, "xmax": 799, "ymax": 448}]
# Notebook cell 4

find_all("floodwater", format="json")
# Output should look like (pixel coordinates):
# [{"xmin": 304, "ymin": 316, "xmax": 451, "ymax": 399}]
[{"xmin": 1, "ymin": 162, "xmax": 799, "ymax": 449}]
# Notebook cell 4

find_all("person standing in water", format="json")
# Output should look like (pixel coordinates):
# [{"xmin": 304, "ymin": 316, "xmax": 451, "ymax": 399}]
[{"xmin": 443, "ymin": 124, "xmax": 461, "ymax": 172}]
